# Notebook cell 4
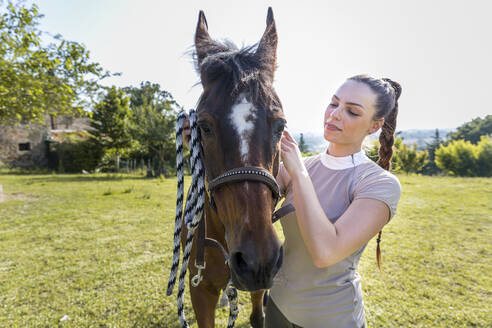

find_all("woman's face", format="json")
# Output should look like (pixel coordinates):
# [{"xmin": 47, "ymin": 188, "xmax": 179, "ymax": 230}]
[{"xmin": 324, "ymin": 80, "xmax": 383, "ymax": 146}]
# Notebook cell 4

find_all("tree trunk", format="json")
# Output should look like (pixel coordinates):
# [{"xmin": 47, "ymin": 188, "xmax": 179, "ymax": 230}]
[
  {"xmin": 116, "ymin": 153, "xmax": 120, "ymax": 172},
  {"xmin": 146, "ymin": 158, "xmax": 153, "ymax": 177}
]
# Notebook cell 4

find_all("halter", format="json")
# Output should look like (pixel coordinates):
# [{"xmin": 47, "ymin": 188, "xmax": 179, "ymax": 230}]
[
  {"xmin": 207, "ymin": 165, "xmax": 281, "ymax": 212},
  {"xmin": 167, "ymin": 110, "xmax": 291, "ymax": 328}
]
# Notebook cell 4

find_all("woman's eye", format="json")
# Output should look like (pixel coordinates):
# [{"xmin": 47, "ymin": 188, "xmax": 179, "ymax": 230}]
[
  {"xmin": 329, "ymin": 103, "xmax": 336, "ymax": 107},
  {"xmin": 348, "ymin": 110, "xmax": 360, "ymax": 116}
]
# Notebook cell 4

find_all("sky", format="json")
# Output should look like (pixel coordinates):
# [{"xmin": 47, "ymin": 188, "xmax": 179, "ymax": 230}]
[{"xmin": 27, "ymin": 0, "xmax": 492, "ymax": 133}]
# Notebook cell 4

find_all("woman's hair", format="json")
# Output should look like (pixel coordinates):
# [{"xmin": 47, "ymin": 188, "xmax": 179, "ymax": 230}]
[
  {"xmin": 348, "ymin": 74, "xmax": 402, "ymax": 269},
  {"xmin": 348, "ymin": 75, "xmax": 402, "ymax": 170}
]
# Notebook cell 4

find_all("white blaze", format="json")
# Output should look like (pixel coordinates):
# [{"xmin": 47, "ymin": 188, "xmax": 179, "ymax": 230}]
[{"xmin": 229, "ymin": 94, "xmax": 257, "ymax": 164}]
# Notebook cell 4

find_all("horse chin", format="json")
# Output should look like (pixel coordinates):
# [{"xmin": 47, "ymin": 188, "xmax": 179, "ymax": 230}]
[{"xmin": 230, "ymin": 270, "xmax": 274, "ymax": 292}]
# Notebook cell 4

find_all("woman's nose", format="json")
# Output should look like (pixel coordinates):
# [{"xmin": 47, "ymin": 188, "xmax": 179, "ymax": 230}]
[{"xmin": 330, "ymin": 106, "xmax": 342, "ymax": 120}]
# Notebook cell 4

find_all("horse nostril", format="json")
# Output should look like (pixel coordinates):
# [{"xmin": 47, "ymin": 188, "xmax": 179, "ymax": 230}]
[{"xmin": 231, "ymin": 251, "xmax": 249, "ymax": 275}]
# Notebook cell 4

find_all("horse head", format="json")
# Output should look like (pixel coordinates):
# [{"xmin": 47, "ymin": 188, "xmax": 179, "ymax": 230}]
[{"xmin": 194, "ymin": 8, "xmax": 285, "ymax": 291}]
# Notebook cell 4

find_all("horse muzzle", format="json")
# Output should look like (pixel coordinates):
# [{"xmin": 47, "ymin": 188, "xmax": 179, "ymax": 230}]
[{"xmin": 229, "ymin": 244, "xmax": 283, "ymax": 291}]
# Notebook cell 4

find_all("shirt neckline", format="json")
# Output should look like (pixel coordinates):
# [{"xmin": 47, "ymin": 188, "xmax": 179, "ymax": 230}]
[{"xmin": 320, "ymin": 148, "xmax": 370, "ymax": 170}]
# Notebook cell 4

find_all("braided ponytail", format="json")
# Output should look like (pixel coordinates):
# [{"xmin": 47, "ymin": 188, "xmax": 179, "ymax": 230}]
[
  {"xmin": 348, "ymin": 75, "xmax": 402, "ymax": 270},
  {"xmin": 376, "ymin": 78, "xmax": 401, "ymax": 269},
  {"xmin": 377, "ymin": 79, "xmax": 401, "ymax": 171}
]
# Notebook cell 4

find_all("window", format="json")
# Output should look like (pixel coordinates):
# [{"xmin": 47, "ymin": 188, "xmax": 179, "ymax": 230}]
[{"xmin": 18, "ymin": 143, "xmax": 31, "ymax": 151}]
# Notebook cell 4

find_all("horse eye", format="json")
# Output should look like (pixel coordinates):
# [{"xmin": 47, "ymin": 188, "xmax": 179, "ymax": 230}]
[
  {"xmin": 273, "ymin": 120, "xmax": 285, "ymax": 136},
  {"xmin": 198, "ymin": 122, "xmax": 213, "ymax": 137}
]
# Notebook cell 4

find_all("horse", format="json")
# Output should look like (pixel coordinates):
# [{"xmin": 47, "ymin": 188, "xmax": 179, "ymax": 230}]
[{"xmin": 182, "ymin": 7, "xmax": 286, "ymax": 328}]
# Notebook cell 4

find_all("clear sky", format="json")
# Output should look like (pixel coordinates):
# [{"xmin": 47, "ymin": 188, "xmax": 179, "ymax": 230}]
[{"xmin": 31, "ymin": 0, "xmax": 491, "ymax": 132}]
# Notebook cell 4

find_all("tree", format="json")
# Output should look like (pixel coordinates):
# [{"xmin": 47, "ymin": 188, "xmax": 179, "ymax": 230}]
[
  {"xmin": 422, "ymin": 129, "xmax": 442, "ymax": 175},
  {"xmin": 0, "ymin": 1, "xmax": 109, "ymax": 124},
  {"xmin": 298, "ymin": 133, "xmax": 309, "ymax": 153},
  {"xmin": 123, "ymin": 82, "xmax": 181, "ymax": 176},
  {"xmin": 448, "ymin": 115, "xmax": 492, "ymax": 144},
  {"xmin": 89, "ymin": 87, "xmax": 132, "ymax": 172}
]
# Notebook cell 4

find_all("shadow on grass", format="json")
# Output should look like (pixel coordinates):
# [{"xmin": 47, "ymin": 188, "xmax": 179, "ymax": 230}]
[
  {"xmin": 31, "ymin": 175, "xmax": 150, "ymax": 183},
  {"xmin": 131, "ymin": 316, "xmax": 251, "ymax": 328},
  {"xmin": 130, "ymin": 311, "xmax": 192, "ymax": 328},
  {"xmin": 0, "ymin": 172, "xmax": 151, "ymax": 183}
]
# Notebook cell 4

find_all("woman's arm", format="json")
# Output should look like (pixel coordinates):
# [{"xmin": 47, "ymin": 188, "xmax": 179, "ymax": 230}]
[{"xmin": 281, "ymin": 130, "xmax": 389, "ymax": 268}]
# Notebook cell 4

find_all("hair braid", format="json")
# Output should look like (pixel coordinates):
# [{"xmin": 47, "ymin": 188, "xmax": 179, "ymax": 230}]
[
  {"xmin": 376, "ymin": 78, "xmax": 401, "ymax": 269},
  {"xmin": 377, "ymin": 79, "xmax": 401, "ymax": 171}
]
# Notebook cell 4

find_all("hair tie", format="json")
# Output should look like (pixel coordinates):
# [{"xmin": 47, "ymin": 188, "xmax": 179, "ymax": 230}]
[{"xmin": 382, "ymin": 78, "xmax": 402, "ymax": 100}]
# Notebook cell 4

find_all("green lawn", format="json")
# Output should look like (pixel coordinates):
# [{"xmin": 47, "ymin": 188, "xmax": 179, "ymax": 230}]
[{"xmin": 0, "ymin": 172, "xmax": 491, "ymax": 327}]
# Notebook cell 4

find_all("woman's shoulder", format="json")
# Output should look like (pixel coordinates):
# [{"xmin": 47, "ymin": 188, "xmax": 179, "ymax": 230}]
[
  {"xmin": 353, "ymin": 161, "xmax": 402, "ymax": 219},
  {"xmin": 303, "ymin": 153, "xmax": 322, "ymax": 168},
  {"xmin": 355, "ymin": 160, "xmax": 401, "ymax": 190}
]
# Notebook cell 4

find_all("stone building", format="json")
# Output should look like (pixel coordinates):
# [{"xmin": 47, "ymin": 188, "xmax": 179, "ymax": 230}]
[{"xmin": 0, "ymin": 115, "xmax": 91, "ymax": 168}]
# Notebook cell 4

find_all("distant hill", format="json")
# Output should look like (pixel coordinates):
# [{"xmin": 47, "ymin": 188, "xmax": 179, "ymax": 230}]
[{"xmin": 292, "ymin": 128, "xmax": 455, "ymax": 153}]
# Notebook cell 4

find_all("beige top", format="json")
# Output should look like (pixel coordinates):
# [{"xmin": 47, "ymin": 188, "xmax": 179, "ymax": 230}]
[{"xmin": 270, "ymin": 150, "xmax": 401, "ymax": 328}]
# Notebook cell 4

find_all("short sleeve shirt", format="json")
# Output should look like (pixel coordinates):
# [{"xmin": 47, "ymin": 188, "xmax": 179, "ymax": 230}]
[{"xmin": 270, "ymin": 150, "xmax": 401, "ymax": 328}]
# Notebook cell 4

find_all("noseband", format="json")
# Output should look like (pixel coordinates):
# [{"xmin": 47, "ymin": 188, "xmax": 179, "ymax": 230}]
[{"xmin": 206, "ymin": 166, "xmax": 281, "ymax": 212}]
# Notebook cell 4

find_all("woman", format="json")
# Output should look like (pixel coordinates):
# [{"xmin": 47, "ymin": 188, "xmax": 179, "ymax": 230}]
[{"xmin": 265, "ymin": 75, "xmax": 402, "ymax": 328}]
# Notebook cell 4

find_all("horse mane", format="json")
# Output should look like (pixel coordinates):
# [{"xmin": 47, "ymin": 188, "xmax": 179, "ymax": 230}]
[{"xmin": 193, "ymin": 39, "xmax": 281, "ymax": 114}]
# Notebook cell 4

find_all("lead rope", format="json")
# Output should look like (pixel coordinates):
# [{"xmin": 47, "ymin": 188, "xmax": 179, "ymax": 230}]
[{"xmin": 167, "ymin": 110, "xmax": 239, "ymax": 328}]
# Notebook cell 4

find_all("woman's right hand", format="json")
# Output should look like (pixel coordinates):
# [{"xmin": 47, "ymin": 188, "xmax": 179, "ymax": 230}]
[{"xmin": 182, "ymin": 116, "xmax": 191, "ymax": 149}]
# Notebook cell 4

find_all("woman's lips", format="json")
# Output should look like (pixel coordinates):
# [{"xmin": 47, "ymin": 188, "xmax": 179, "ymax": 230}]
[{"xmin": 325, "ymin": 123, "xmax": 342, "ymax": 131}]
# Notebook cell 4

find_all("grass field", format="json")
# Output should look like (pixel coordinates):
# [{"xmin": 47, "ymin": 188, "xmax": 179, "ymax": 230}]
[{"xmin": 0, "ymin": 172, "xmax": 491, "ymax": 327}]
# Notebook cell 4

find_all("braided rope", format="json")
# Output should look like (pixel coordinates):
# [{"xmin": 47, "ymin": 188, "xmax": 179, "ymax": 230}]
[
  {"xmin": 168, "ymin": 110, "xmax": 239, "ymax": 328},
  {"xmin": 166, "ymin": 114, "xmax": 186, "ymax": 296},
  {"xmin": 226, "ymin": 282, "xmax": 239, "ymax": 328}
]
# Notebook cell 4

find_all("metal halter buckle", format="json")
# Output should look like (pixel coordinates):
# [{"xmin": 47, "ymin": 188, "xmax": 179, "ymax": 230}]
[{"xmin": 191, "ymin": 260, "xmax": 206, "ymax": 287}]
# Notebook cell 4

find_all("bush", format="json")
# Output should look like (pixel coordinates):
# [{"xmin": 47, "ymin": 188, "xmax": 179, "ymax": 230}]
[
  {"xmin": 51, "ymin": 134, "xmax": 104, "ymax": 173},
  {"xmin": 435, "ymin": 136, "xmax": 492, "ymax": 177},
  {"xmin": 366, "ymin": 138, "xmax": 429, "ymax": 174},
  {"xmin": 476, "ymin": 136, "xmax": 492, "ymax": 177},
  {"xmin": 395, "ymin": 143, "xmax": 428, "ymax": 174}
]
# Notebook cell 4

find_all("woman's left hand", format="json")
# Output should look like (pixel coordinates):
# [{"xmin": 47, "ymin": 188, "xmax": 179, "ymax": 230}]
[{"xmin": 280, "ymin": 130, "xmax": 308, "ymax": 179}]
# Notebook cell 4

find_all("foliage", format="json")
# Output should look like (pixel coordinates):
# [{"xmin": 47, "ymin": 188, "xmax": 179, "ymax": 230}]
[
  {"xmin": 366, "ymin": 138, "xmax": 402, "ymax": 172},
  {"xmin": 89, "ymin": 87, "xmax": 133, "ymax": 171},
  {"xmin": 435, "ymin": 136, "xmax": 492, "ymax": 177},
  {"xmin": 49, "ymin": 133, "xmax": 104, "ymax": 173},
  {"xmin": 0, "ymin": 173, "xmax": 490, "ymax": 327},
  {"xmin": 298, "ymin": 133, "xmax": 309, "ymax": 153},
  {"xmin": 123, "ymin": 82, "xmax": 181, "ymax": 176},
  {"xmin": 448, "ymin": 115, "xmax": 492, "ymax": 144},
  {"xmin": 368, "ymin": 137, "xmax": 434, "ymax": 174},
  {"xmin": 301, "ymin": 151, "xmax": 316, "ymax": 157},
  {"xmin": 476, "ymin": 136, "xmax": 492, "ymax": 177},
  {"xmin": 0, "ymin": 1, "xmax": 109, "ymax": 124},
  {"xmin": 435, "ymin": 139, "xmax": 476, "ymax": 176},
  {"xmin": 395, "ymin": 142, "xmax": 428, "ymax": 174},
  {"xmin": 422, "ymin": 129, "xmax": 442, "ymax": 175}
]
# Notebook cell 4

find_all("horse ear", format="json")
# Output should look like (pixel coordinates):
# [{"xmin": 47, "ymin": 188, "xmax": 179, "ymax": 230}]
[
  {"xmin": 256, "ymin": 7, "xmax": 278, "ymax": 83},
  {"xmin": 195, "ymin": 11, "xmax": 212, "ymax": 66},
  {"xmin": 195, "ymin": 10, "xmax": 228, "ymax": 68}
]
